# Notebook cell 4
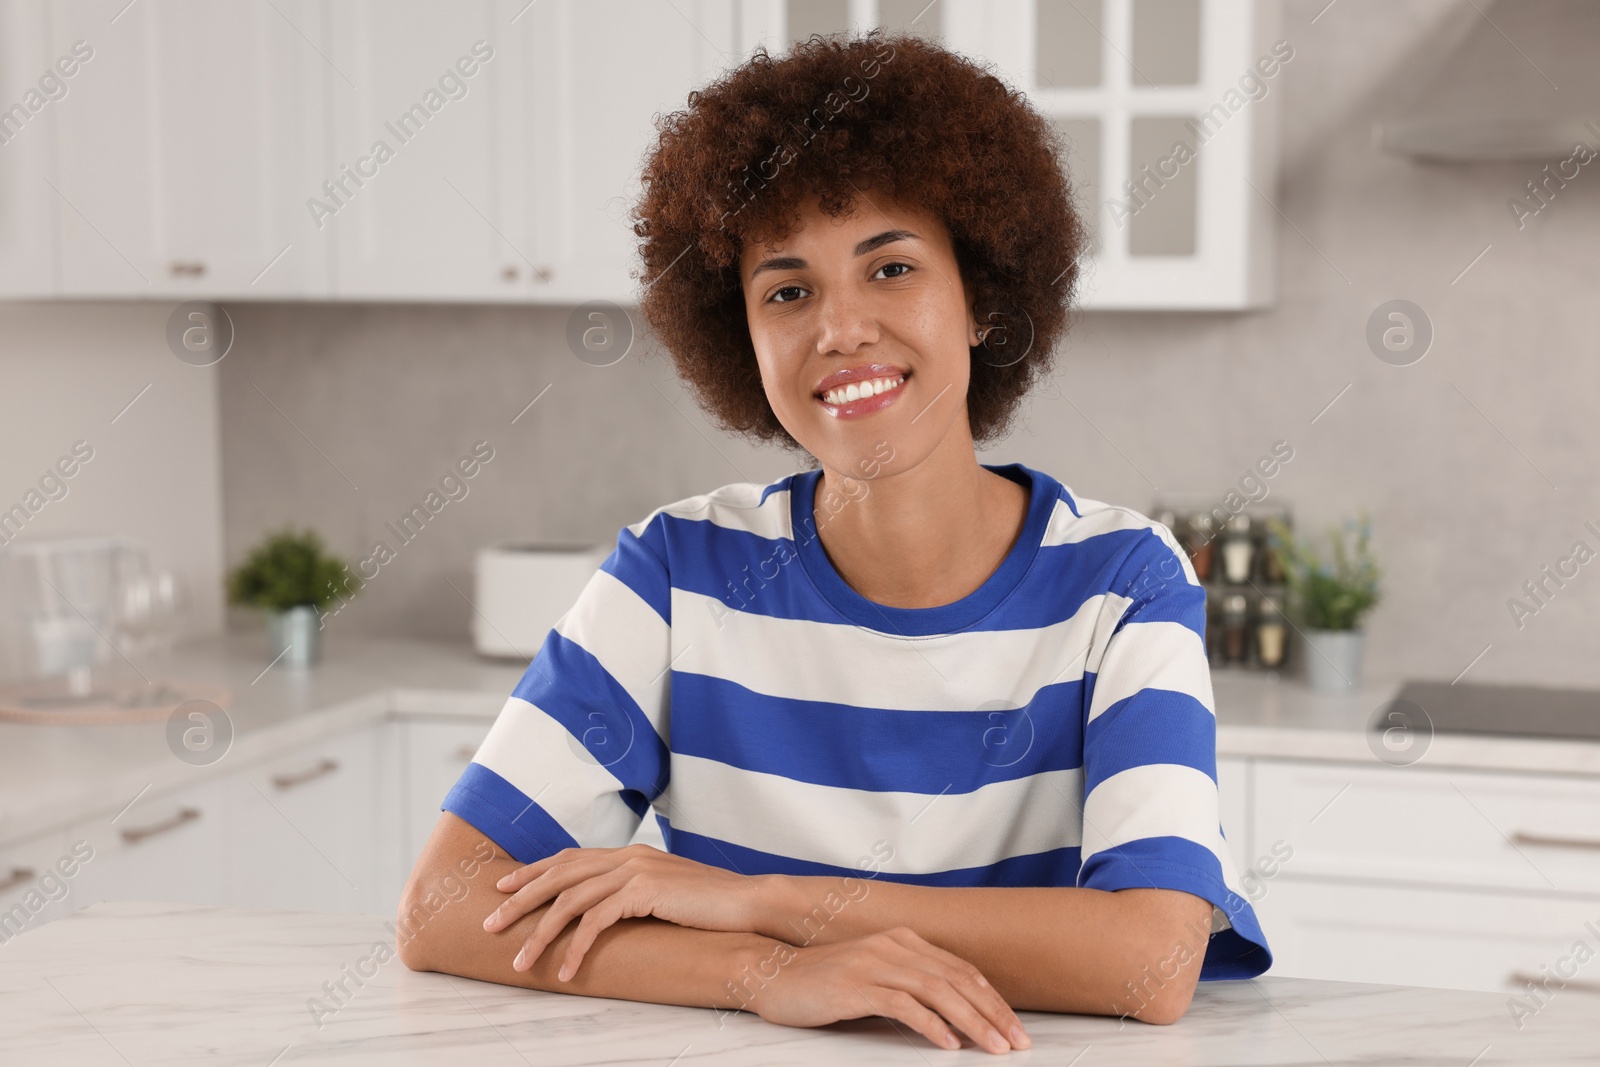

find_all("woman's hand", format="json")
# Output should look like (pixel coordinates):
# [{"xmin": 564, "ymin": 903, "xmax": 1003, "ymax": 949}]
[
  {"xmin": 749, "ymin": 926, "xmax": 1030, "ymax": 1055},
  {"xmin": 483, "ymin": 843, "xmax": 775, "ymax": 978}
]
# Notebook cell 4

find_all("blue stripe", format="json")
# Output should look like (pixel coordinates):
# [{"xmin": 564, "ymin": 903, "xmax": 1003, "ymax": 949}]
[
  {"xmin": 440, "ymin": 762, "xmax": 577, "ymax": 865},
  {"xmin": 602, "ymin": 522, "xmax": 672, "ymax": 624},
  {"xmin": 670, "ymin": 673, "xmax": 1087, "ymax": 793},
  {"xmin": 1078, "ymin": 835, "xmax": 1272, "ymax": 981},
  {"xmin": 515, "ymin": 632, "xmax": 670, "ymax": 804},
  {"xmin": 663, "ymin": 823, "xmax": 1084, "ymax": 886},
  {"xmin": 1082, "ymin": 683, "xmax": 1217, "ymax": 793}
]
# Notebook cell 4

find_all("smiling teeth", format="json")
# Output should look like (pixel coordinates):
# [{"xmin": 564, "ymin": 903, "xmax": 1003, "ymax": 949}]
[{"xmin": 822, "ymin": 375, "xmax": 905, "ymax": 406}]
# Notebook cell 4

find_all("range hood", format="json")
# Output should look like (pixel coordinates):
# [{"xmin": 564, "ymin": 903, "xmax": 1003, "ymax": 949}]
[{"xmin": 1375, "ymin": 0, "xmax": 1600, "ymax": 162}]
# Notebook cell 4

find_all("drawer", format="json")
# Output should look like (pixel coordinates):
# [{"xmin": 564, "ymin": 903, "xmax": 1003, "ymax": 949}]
[
  {"xmin": 1253, "ymin": 877, "xmax": 1600, "ymax": 995},
  {"xmin": 1218, "ymin": 755, "xmax": 1251, "ymax": 876},
  {"xmin": 1253, "ymin": 759, "xmax": 1600, "ymax": 896}
]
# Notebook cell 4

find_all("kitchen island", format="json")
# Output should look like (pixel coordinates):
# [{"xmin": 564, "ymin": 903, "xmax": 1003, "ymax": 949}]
[{"xmin": 1, "ymin": 898, "xmax": 1592, "ymax": 1065}]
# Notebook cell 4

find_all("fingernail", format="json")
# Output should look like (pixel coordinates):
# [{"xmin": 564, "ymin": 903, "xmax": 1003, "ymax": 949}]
[
  {"xmin": 942, "ymin": 1031, "xmax": 960, "ymax": 1050},
  {"xmin": 1010, "ymin": 1024, "xmax": 1031, "ymax": 1048},
  {"xmin": 987, "ymin": 1028, "xmax": 1009, "ymax": 1052},
  {"xmin": 482, "ymin": 916, "xmax": 494, "ymax": 930},
  {"xmin": 513, "ymin": 949, "xmax": 526, "ymax": 970},
  {"xmin": 557, "ymin": 964, "xmax": 571, "ymax": 981}
]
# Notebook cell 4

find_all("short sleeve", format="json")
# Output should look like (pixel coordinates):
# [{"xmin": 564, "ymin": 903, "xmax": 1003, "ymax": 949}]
[
  {"xmin": 441, "ymin": 516, "xmax": 673, "ymax": 864},
  {"xmin": 1076, "ymin": 523, "xmax": 1272, "ymax": 981}
]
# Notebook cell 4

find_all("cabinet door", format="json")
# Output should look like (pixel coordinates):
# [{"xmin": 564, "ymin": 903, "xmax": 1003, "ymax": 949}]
[
  {"xmin": 403, "ymin": 718, "xmax": 493, "ymax": 868},
  {"xmin": 1252, "ymin": 877, "xmax": 1600, "ymax": 994},
  {"xmin": 323, "ymin": 0, "xmax": 507, "ymax": 299},
  {"xmin": 1217, "ymin": 755, "xmax": 1251, "ymax": 875},
  {"xmin": 0, "ymin": 827, "xmax": 82, "ymax": 939},
  {"xmin": 47, "ymin": 0, "xmax": 329, "ymax": 297},
  {"xmin": 67, "ymin": 776, "xmax": 231, "ymax": 910},
  {"xmin": 0, "ymin": 0, "xmax": 60, "ymax": 296},
  {"xmin": 510, "ymin": 0, "xmax": 736, "ymax": 304},
  {"xmin": 230, "ymin": 724, "xmax": 389, "ymax": 915}
]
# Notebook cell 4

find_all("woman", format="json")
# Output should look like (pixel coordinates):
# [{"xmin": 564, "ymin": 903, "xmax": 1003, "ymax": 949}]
[{"xmin": 398, "ymin": 30, "xmax": 1271, "ymax": 1053}]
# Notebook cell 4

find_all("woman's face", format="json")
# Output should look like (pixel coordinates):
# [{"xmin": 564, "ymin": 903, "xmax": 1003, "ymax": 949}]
[{"xmin": 739, "ymin": 190, "xmax": 983, "ymax": 478}]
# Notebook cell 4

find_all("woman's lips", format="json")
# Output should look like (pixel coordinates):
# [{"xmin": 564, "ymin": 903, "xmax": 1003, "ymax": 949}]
[{"xmin": 815, "ymin": 372, "xmax": 910, "ymax": 419}]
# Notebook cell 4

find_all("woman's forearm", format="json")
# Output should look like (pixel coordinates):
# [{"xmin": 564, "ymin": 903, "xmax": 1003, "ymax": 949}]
[{"xmin": 751, "ymin": 875, "xmax": 1211, "ymax": 1020}]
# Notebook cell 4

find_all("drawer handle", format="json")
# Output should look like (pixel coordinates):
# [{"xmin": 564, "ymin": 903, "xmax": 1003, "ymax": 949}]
[
  {"xmin": 0, "ymin": 866, "xmax": 36, "ymax": 891},
  {"xmin": 272, "ymin": 758, "xmax": 340, "ymax": 790},
  {"xmin": 1508, "ymin": 970, "xmax": 1600, "ymax": 994},
  {"xmin": 455, "ymin": 744, "xmax": 479, "ymax": 761},
  {"xmin": 120, "ymin": 807, "xmax": 200, "ymax": 844},
  {"xmin": 1511, "ymin": 830, "xmax": 1600, "ymax": 852},
  {"xmin": 169, "ymin": 259, "xmax": 207, "ymax": 278}
]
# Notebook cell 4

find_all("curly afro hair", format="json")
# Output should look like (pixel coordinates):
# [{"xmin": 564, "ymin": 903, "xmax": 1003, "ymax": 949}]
[{"xmin": 631, "ymin": 29, "xmax": 1088, "ymax": 456}]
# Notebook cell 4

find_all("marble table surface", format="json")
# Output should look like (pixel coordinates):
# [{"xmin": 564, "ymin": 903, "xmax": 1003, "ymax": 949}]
[{"xmin": 1, "ymin": 900, "xmax": 1594, "ymax": 1066}]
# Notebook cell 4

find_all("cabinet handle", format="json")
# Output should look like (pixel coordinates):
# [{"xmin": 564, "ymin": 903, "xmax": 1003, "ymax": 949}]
[
  {"xmin": 532, "ymin": 266, "xmax": 552, "ymax": 283},
  {"xmin": 120, "ymin": 807, "xmax": 200, "ymax": 844},
  {"xmin": 1508, "ymin": 969, "xmax": 1600, "ymax": 994},
  {"xmin": 455, "ymin": 744, "xmax": 478, "ymax": 761},
  {"xmin": 272, "ymin": 757, "xmax": 340, "ymax": 791},
  {"xmin": 1511, "ymin": 830, "xmax": 1600, "ymax": 852},
  {"xmin": 501, "ymin": 265, "xmax": 520, "ymax": 282},
  {"xmin": 169, "ymin": 259, "xmax": 207, "ymax": 278},
  {"xmin": 0, "ymin": 866, "xmax": 36, "ymax": 891}
]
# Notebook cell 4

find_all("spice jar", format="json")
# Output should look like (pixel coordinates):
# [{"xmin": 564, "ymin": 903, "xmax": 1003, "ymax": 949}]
[
  {"xmin": 1221, "ymin": 513, "xmax": 1254, "ymax": 584},
  {"xmin": 1221, "ymin": 594, "xmax": 1249, "ymax": 665},
  {"xmin": 1260, "ymin": 527, "xmax": 1287, "ymax": 583},
  {"xmin": 1256, "ymin": 595, "xmax": 1287, "ymax": 669},
  {"xmin": 1184, "ymin": 513, "xmax": 1216, "ymax": 582}
]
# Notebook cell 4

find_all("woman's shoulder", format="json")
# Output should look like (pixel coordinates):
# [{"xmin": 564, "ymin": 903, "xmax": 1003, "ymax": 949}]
[
  {"xmin": 624, "ymin": 472, "xmax": 802, "ymax": 542},
  {"xmin": 1023, "ymin": 465, "xmax": 1190, "ymax": 575}
]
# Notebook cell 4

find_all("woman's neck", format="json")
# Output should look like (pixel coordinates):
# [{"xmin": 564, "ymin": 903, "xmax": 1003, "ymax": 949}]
[{"xmin": 813, "ymin": 434, "xmax": 1029, "ymax": 610}]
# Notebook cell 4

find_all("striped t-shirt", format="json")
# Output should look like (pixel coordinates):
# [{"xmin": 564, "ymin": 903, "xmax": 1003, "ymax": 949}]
[{"xmin": 443, "ymin": 461, "xmax": 1272, "ymax": 981}]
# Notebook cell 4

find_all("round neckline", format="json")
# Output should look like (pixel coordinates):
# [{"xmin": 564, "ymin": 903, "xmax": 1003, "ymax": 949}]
[{"xmin": 790, "ymin": 462, "xmax": 1055, "ymax": 636}]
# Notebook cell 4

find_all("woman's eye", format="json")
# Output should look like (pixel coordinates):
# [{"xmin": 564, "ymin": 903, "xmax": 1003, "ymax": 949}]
[
  {"xmin": 875, "ymin": 261, "xmax": 913, "ymax": 280},
  {"xmin": 768, "ymin": 285, "xmax": 807, "ymax": 304}
]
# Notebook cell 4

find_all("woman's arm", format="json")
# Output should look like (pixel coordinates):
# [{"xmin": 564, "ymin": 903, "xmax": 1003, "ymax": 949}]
[
  {"xmin": 749, "ymin": 876, "xmax": 1213, "ymax": 1023},
  {"xmin": 397, "ymin": 811, "xmax": 779, "ymax": 1009}
]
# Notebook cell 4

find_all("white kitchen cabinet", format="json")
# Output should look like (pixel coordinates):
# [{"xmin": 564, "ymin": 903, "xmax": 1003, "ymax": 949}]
[
  {"xmin": 230, "ymin": 721, "xmax": 401, "ymax": 915},
  {"xmin": 67, "ymin": 774, "xmax": 232, "ymax": 911},
  {"xmin": 1217, "ymin": 754, "xmax": 1251, "ymax": 875},
  {"xmin": 1252, "ymin": 759, "xmax": 1600, "ymax": 898},
  {"xmin": 402, "ymin": 717, "xmax": 493, "ymax": 868},
  {"xmin": 0, "ymin": 825, "xmax": 82, "ymax": 940},
  {"xmin": 44, "ymin": 0, "xmax": 329, "ymax": 298},
  {"xmin": 740, "ymin": 0, "xmax": 1281, "ymax": 310},
  {"xmin": 1252, "ymin": 877, "xmax": 1600, "ymax": 995},
  {"xmin": 322, "ymin": 0, "xmax": 508, "ymax": 300},
  {"xmin": 505, "ymin": 0, "xmax": 737, "ymax": 305},
  {"xmin": 0, "ymin": 0, "xmax": 61, "ymax": 297}
]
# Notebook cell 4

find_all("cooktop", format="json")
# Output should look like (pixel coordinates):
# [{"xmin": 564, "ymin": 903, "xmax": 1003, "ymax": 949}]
[{"xmin": 1393, "ymin": 679, "xmax": 1600, "ymax": 742}]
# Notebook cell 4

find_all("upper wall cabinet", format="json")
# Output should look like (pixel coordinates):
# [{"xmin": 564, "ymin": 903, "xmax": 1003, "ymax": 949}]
[
  {"xmin": 43, "ymin": 0, "xmax": 330, "ymax": 298},
  {"xmin": 740, "ymin": 0, "xmax": 1283, "ymax": 310},
  {"xmin": 0, "ymin": 0, "xmax": 1277, "ymax": 309}
]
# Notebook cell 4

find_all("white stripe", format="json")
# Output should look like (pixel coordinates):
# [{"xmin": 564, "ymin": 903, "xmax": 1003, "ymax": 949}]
[
  {"xmin": 674, "ymin": 586, "xmax": 1109, "ymax": 709},
  {"xmin": 1041, "ymin": 495, "xmax": 1200, "ymax": 586},
  {"xmin": 628, "ymin": 480, "xmax": 792, "ymax": 542},
  {"xmin": 470, "ymin": 695, "xmax": 644, "ymax": 847},
  {"xmin": 1080, "ymin": 763, "xmax": 1240, "ymax": 898},
  {"xmin": 1086, "ymin": 619, "xmax": 1215, "ymax": 724},
  {"xmin": 554, "ymin": 567, "xmax": 670, "ymax": 734},
  {"xmin": 657, "ymin": 753, "xmax": 1084, "ymax": 875}
]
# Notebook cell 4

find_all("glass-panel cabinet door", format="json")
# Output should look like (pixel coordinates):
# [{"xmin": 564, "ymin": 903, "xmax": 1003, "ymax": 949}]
[{"xmin": 739, "ymin": 0, "xmax": 945, "ymax": 56}]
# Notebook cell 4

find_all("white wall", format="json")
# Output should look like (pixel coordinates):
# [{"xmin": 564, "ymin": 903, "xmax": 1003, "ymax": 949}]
[{"xmin": 0, "ymin": 302, "xmax": 225, "ymax": 679}]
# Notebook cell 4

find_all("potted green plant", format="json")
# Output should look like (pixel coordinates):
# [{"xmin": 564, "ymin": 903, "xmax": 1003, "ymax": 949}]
[
  {"xmin": 226, "ymin": 527, "xmax": 349, "ymax": 666},
  {"xmin": 1265, "ymin": 514, "xmax": 1382, "ymax": 691}
]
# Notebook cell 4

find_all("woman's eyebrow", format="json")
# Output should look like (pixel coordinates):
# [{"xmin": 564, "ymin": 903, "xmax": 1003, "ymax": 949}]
[{"xmin": 748, "ymin": 229, "xmax": 922, "ymax": 278}]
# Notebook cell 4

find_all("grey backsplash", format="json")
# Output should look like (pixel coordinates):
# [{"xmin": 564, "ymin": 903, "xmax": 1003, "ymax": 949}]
[{"xmin": 218, "ymin": 0, "xmax": 1599, "ymax": 688}]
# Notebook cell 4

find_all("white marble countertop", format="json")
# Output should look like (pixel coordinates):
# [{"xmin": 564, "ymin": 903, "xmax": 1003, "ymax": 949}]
[
  {"xmin": 1, "ymin": 899, "xmax": 1593, "ymax": 1065},
  {"xmin": 3, "ymin": 630, "xmax": 1597, "ymax": 849}
]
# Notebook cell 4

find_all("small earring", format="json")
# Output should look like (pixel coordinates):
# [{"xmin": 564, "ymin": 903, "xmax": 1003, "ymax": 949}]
[{"xmin": 974, "ymin": 327, "xmax": 989, "ymax": 346}]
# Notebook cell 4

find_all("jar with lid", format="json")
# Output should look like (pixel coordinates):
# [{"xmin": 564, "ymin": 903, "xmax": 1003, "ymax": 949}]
[
  {"xmin": 1260, "ymin": 514, "xmax": 1288, "ymax": 583},
  {"xmin": 1255, "ymin": 594, "xmax": 1287, "ymax": 669},
  {"xmin": 1183, "ymin": 513, "xmax": 1216, "ymax": 582},
  {"xmin": 1220, "ymin": 593, "xmax": 1250, "ymax": 665},
  {"xmin": 1221, "ymin": 512, "xmax": 1254, "ymax": 584}
]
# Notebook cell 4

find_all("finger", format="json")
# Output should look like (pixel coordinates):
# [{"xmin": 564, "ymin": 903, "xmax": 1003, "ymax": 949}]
[
  {"xmin": 865, "ymin": 988, "xmax": 963, "ymax": 1052},
  {"xmin": 555, "ymin": 896, "xmax": 631, "ymax": 981},
  {"xmin": 878, "ymin": 961, "xmax": 1011, "ymax": 1055},
  {"xmin": 495, "ymin": 845, "xmax": 621, "ymax": 893},
  {"xmin": 511, "ymin": 872, "xmax": 632, "ymax": 972},
  {"xmin": 884, "ymin": 928, "xmax": 1030, "ymax": 1048},
  {"xmin": 486, "ymin": 856, "xmax": 613, "ymax": 931}
]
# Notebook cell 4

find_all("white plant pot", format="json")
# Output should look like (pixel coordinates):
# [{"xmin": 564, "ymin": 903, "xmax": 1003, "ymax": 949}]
[
  {"xmin": 265, "ymin": 605, "xmax": 323, "ymax": 666},
  {"xmin": 1303, "ymin": 629, "xmax": 1365, "ymax": 691}
]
